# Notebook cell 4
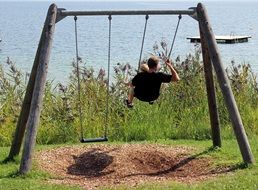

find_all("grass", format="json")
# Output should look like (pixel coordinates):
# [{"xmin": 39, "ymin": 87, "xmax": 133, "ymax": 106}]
[{"xmin": 0, "ymin": 138, "xmax": 257, "ymax": 190}]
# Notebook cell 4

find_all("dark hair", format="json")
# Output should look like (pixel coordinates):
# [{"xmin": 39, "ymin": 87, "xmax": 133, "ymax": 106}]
[{"xmin": 147, "ymin": 56, "xmax": 159, "ymax": 69}]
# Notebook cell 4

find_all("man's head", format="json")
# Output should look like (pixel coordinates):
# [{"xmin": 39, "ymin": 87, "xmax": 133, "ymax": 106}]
[{"xmin": 147, "ymin": 56, "xmax": 159, "ymax": 71}]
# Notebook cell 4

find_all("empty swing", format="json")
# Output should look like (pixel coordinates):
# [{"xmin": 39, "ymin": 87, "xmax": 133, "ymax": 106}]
[{"xmin": 74, "ymin": 15, "xmax": 112, "ymax": 143}]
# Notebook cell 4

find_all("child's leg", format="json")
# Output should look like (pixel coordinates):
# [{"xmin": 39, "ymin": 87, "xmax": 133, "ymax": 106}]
[
  {"xmin": 127, "ymin": 87, "xmax": 134, "ymax": 104},
  {"xmin": 124, "ymin": 86, "xmax": 134, "ymax": 108}
]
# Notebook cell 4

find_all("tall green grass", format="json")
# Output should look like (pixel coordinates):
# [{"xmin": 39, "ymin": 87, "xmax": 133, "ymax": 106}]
[{"xmin": 0, "ymin": 43, "xmax": 257, "ymax": 146}]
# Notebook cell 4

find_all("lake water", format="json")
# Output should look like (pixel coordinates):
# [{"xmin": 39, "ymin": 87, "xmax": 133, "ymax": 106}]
[{"xmin": 0, "ymin": 1, "xmax": 257, "ymax": 84}]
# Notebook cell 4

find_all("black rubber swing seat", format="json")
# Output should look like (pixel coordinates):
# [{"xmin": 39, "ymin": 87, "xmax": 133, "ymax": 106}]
[{"xmin": 80, "ymin": 137, "xmax": 108, "ymax": 143}]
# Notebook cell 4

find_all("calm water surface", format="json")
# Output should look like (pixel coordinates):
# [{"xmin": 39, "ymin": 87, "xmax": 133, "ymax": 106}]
[{"xmin": 0, "ymin": 1, "xmax": 257, "ymax": 83}]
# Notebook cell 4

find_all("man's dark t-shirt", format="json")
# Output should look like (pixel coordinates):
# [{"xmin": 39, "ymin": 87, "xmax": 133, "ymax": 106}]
[{"xmin": 132, "ymin": 72, "xmax": 172, "ymax": 102}]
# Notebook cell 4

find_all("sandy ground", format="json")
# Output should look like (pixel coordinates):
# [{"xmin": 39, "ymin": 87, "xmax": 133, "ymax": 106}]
[{"xmin": 36, "ymin": 144, "xmax": 233, "ymax": 190}]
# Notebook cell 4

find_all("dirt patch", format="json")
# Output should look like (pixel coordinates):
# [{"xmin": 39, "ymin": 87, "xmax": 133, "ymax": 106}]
[{"xmin": 36, "ymin": 144, "xmax": 232, "ymax": 189}]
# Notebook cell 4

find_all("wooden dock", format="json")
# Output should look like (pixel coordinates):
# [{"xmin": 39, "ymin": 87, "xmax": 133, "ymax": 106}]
[{"xmin": 187, "ymin": 35, "xmax": 251, "ymax": 44}]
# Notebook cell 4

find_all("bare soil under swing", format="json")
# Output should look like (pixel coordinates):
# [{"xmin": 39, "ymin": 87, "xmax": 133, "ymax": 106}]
[{"xmin": 36, "ymin": 144, "xmax": 234, "ymax": 190}]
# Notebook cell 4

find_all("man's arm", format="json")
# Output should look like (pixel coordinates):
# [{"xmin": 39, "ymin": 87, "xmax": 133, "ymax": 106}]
[{"xmin": 165, "ymin": 59, "xmax": 180, "ymax": 82}]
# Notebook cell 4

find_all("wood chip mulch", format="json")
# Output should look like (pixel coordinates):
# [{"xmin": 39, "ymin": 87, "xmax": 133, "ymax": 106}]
[{"xmin": 36, "ymin": 144, "xmax": 233, "ymax": 190}]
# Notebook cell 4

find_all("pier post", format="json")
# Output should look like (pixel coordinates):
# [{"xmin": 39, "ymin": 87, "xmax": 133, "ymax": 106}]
[
  {"xmin": 19, "ymin": 4, "xmax": 57, "ymax": 174},
  {"xmin": 197, "ymin": 3, "xmax": 254, "ymax": 164}
]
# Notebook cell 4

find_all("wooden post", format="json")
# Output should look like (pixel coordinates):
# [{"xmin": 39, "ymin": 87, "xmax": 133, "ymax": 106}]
[
  {"xmin": 7, "ymin": 13, "xmax": 46, "ymax": 161},
  {"xmin": 19, "ymin": 4, "xmax": 57, "ymax": 174},
  {"xmin": 197, "ymin": 3, "xmax": 254, "ymax": 164},
  {"xmin": 199, "ymin": 24, "xmax": 221, "ymax": 147}
]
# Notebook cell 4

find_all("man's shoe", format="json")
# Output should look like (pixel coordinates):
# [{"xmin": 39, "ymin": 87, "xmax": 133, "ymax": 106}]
[
  {"xmin": 124, "ymin": 99, "xmax": 133, "ymax": 108},
  {"xmin": 149, "ymin": 101, "xmax": 154, "ymax": 105}
]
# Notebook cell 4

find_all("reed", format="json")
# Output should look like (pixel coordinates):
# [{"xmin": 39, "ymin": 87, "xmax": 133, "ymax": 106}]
[{"xmin": 0, "ymin": 44, "xmax": 257, "ymax": 146}]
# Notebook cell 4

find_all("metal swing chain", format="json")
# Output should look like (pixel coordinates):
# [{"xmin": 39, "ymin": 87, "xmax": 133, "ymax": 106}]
[
  {"xmin": 168, "ymin": 14, "xmax": 182, "ymax": 59},
  {"xmin": 104, "ymin": 15, "xmax": 112, "ymax": 138},
  {"xmin": 74, "ymin": 16, "xmax": 84, "ymax": 140},
  {"xmin": 137, "ymin": 14, "xmax": 149, "ymax": 72}
]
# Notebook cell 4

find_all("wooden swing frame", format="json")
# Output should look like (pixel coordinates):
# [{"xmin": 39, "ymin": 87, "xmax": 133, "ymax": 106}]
[{"xmin": 6, "ymin": 3, "xmax": 254, "ymax": 174}]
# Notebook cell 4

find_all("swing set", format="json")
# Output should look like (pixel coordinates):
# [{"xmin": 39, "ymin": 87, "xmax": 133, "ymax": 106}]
[
  {"xmin": 74, "ymin": 12, "xmax": 182, "ymax": 143},
  {"xmin": 6, "ymin": 3, "xmax": 255, "ymax": 174}
]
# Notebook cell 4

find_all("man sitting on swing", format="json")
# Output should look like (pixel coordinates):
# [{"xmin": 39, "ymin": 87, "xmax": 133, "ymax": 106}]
[{"xmin": 125, "ymin": 55, "xmax": 180, "ymax": 108}]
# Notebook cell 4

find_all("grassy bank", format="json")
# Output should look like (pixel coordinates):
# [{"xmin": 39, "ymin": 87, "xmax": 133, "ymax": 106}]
[{"xmin": 0, "ymin": 44, "xmax": 257, "ymax": 146}]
